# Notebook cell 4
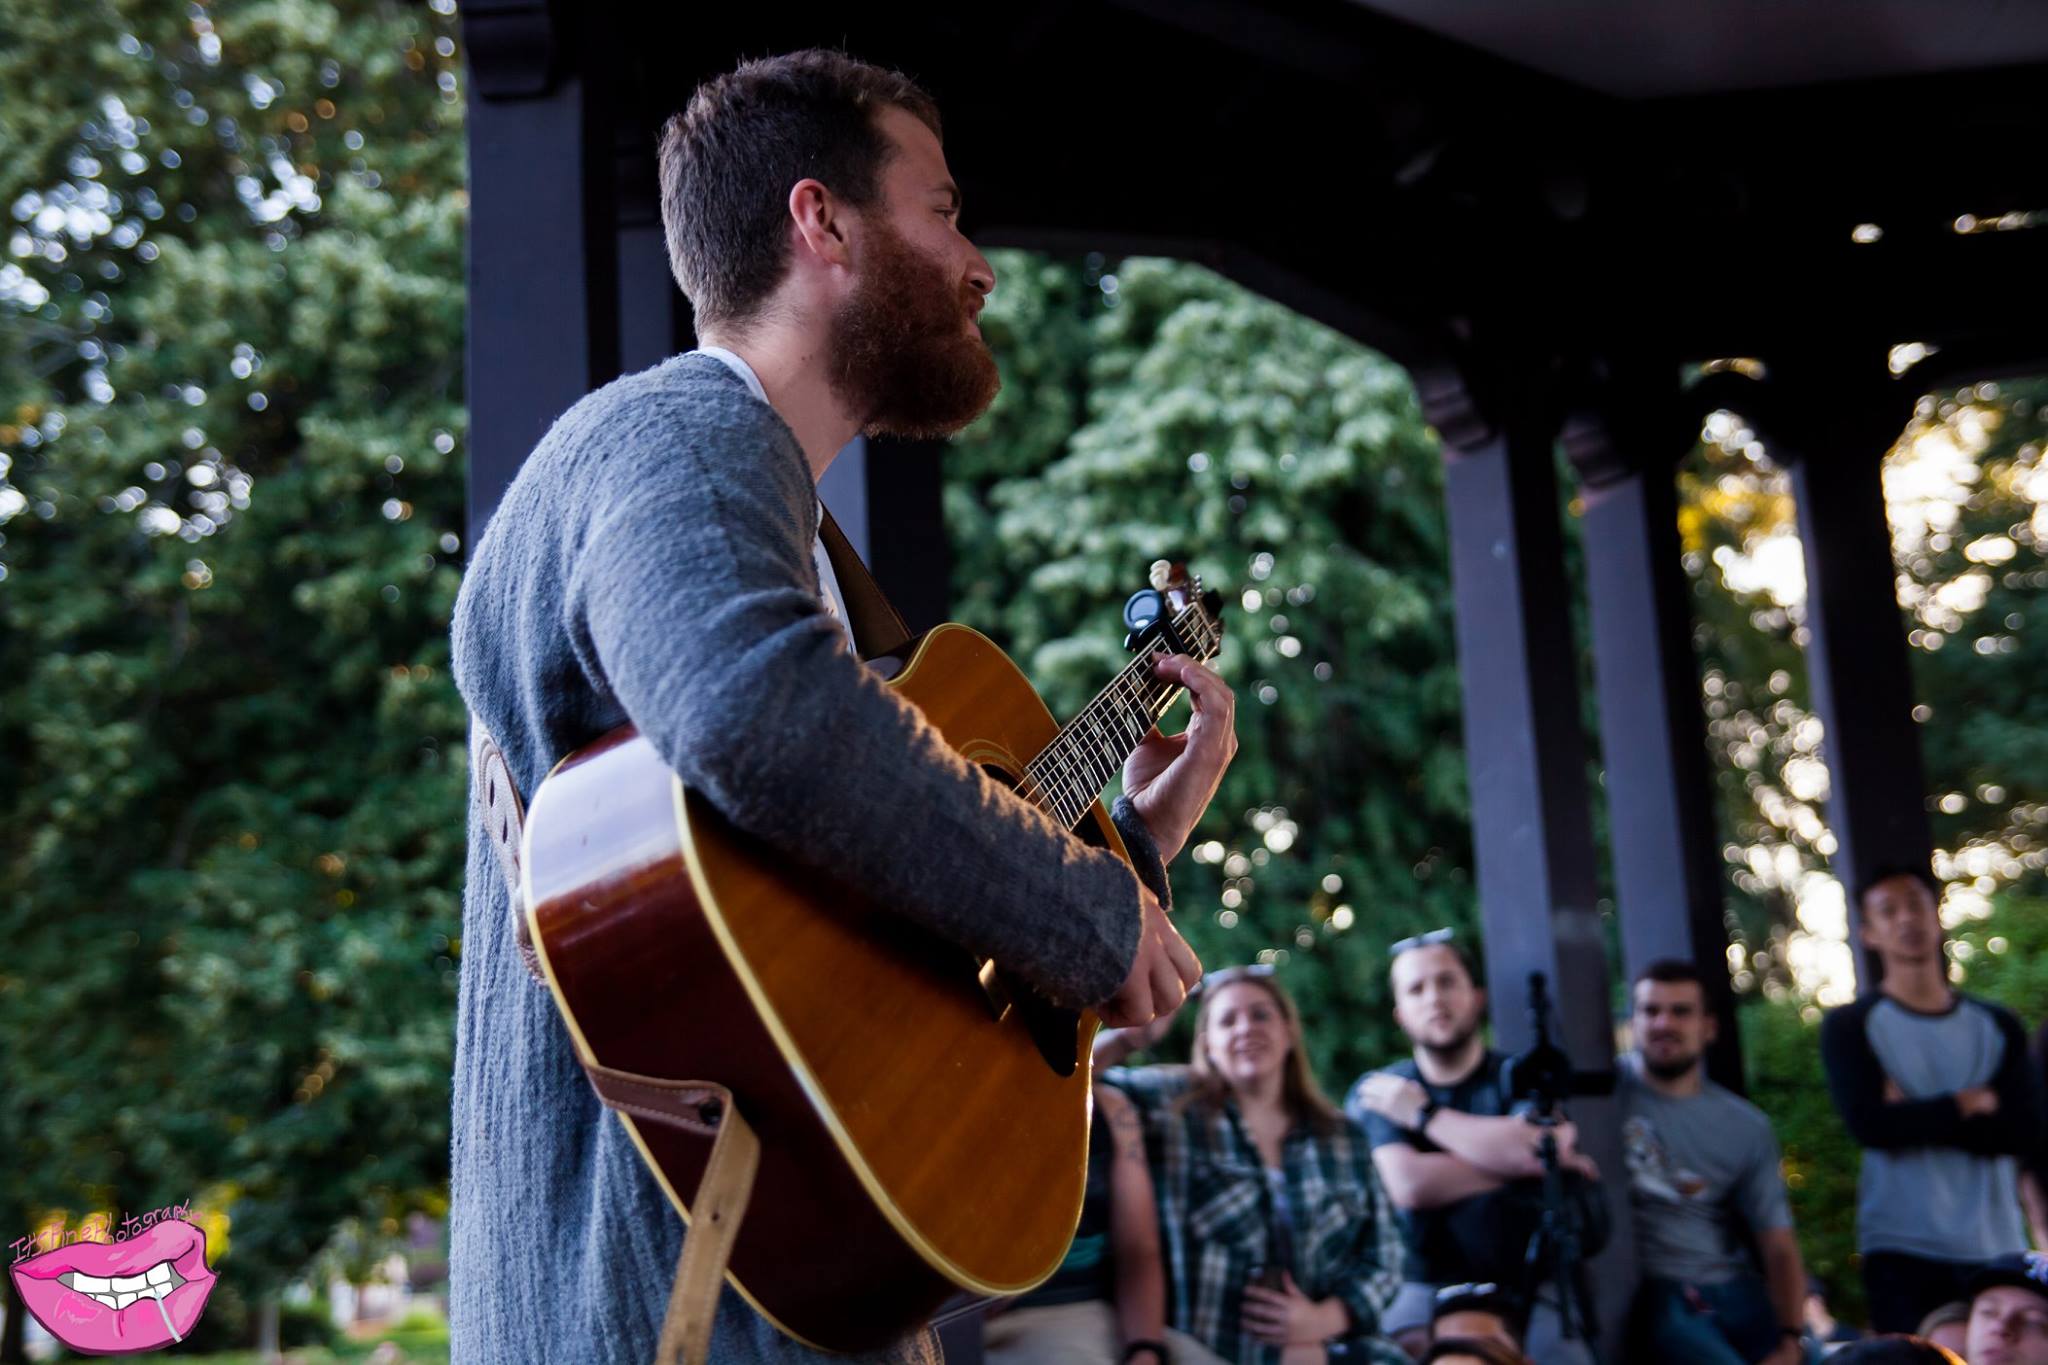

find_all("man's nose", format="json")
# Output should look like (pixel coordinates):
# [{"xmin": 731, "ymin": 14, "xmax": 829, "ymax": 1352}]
[{"xmin": 966, "ymin": 247, "xmax": 995, "ymax": 299}]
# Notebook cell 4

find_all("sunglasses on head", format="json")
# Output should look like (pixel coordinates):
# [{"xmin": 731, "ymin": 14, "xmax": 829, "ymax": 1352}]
[
  {"xmin": 1194, "ymin": 963, "xmax": 1277, "ymax": 996},
  {"xmin": 1388, "ymin": 927, "xmax": 1456, "ymax": 959}
]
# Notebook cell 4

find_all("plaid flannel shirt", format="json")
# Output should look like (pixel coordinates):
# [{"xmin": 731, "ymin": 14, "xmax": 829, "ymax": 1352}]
[{"xmin": 1104, "ymin": 1065, "xmax": 1409, "ymax": 1365}]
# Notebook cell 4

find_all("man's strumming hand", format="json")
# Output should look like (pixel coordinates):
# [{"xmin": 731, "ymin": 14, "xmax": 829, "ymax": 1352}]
[{"xmin": 1098, "ymin": 885, "xmax": 1202, "ymax": 1030}]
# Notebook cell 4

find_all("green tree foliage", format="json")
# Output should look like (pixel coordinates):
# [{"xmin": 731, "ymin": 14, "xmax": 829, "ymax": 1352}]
[
  {"xmin": 0, "ymin": 0, "xmax": 467, "ymax": 1319},
  {"xmin": 1680, "ymin": 380, "xmax": 2048, "ymax": 992},
  {"xmin": 950, "ymin": 254, "xmax": 1475, "ymax": 1091},
  {"xmin": 1738, "ymin": 995, "xmax": 1860, "ymax": 1310}
]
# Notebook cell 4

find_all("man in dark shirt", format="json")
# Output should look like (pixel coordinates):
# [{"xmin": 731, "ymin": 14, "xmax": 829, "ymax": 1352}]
[
  {"xmin": 1820, "ymin": 866, "xmax": 2045, "ymax": 1333},
  {"xmin": 1346, "ymin": 934, "xmax": 1598, "ymax": 1363}
]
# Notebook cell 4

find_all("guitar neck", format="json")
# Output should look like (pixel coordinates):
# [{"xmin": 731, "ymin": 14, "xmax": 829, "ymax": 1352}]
[{"xmin": 1016, "ymin": 603, "xmax": 1222, "ymax": 830}]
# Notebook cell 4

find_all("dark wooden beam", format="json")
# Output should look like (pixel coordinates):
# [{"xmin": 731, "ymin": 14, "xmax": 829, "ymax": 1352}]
[
  {"xmin": 1777, "ymin": 361, "xmax": 1932, "ymax": 988},
  {"xmin": 1426, "ymin": 358, "xmax": 1638, "ymax": 1348},
  {"xmin": 463, "ymin": 0, "xmax": 618, "ymax": 544},
  {"xmin": 1568, "ymin": 390, "xmax": 1743, "ymax": 1090}
]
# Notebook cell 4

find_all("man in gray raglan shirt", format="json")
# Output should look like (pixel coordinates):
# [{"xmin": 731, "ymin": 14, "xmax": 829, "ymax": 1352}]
[
  {"xmin": 447, "ymin": 51, "xmax": 1237, "ymax": 1363},
  {"xmin": 1621, "ymin": 960, "xmax": 1809, "ymax": 1365},
  {"xmin": 1821, "ymin": 867, "xmax": 2045, "ymax": 1334}
]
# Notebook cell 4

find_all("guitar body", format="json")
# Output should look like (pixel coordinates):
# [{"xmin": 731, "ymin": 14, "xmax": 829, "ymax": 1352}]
[{"xmin": 523, "ymin": 623, "xmax": 1126, "ymax": 1352}]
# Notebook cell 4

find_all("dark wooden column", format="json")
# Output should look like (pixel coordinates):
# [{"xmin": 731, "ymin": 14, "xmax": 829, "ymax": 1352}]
[
  {"xmin": 1422, "ymin": 360, "xmax": 1637, "ymax": 1348},
  {"xmin": 1776, "ymin": 362, "xmax": 1931, "ymax": 987},
  {"xmin": 1567, "ymin": 390, "xmax": 1743, "ymax": 1091},
  {"xmin": 612, "ymin": 125, "xmax": 683, "ymax": 374},
  {"xmin": 463, "ymin": 0, "xmax": 619, "ymax": 544}
]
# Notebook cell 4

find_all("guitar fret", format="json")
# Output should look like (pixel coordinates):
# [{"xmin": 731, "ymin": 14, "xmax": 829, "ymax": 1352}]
[{"xmin": 1018, "ymin": 598, "xmax": 1220, "ymax": 831}]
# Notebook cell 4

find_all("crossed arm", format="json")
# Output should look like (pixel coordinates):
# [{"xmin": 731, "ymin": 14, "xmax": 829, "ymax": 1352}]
[{"xmin": 1355, "ymin": 1074, "xmax": 1596, "ymax": 1211}]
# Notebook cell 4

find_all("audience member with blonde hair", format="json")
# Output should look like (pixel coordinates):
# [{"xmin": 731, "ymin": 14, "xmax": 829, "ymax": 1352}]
[{"xmin": 1097, "ymin": 966, "xmax": 1409, "ymax": 1363}]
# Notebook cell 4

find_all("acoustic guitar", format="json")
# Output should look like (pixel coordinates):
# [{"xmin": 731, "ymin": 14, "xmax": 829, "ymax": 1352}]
[{"xmin": 521, "ymin": 562, "xmax": 1224, "ymax": 1351}]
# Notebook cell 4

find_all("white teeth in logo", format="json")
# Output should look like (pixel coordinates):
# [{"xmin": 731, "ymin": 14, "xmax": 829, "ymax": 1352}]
[{"xmin": 59, "ymin": 1260, "xmax": 183, "ymax": 1311}]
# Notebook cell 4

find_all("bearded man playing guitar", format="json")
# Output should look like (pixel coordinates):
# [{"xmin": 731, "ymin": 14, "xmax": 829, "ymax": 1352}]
[{"xmin": 449, "ymin": 49, "xmax": 1237, "ymax": 1365}]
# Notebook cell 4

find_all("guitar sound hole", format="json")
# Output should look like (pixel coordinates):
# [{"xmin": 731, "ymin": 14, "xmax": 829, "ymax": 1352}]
[{"xmin": 981, "ymin": 764, "xmax": 1084, "ymax": 1079}]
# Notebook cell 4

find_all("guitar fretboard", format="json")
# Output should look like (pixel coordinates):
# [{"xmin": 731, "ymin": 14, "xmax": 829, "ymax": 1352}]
[{"xmin": 1013, "ymin": 602, "xmax": 1222, "ymax": 831}]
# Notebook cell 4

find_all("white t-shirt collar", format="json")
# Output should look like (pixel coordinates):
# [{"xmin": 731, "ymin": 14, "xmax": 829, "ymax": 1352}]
[
  {"xmin": 692, "ymin": 345, "xmax": 769, "ymax": 406},
  {"xmin": 687, "ymin": 347, "xmax": 852, "ymax": 641}
]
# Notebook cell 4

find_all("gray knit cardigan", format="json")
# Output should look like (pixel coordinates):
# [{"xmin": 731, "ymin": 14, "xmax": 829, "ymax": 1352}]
[{"xmin": 448, "ymin": 353, "xmax": 1169, "ymax": 1362}]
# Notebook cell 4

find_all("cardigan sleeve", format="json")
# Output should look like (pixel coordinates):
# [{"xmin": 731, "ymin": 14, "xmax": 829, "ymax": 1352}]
[{"xmin": 563, "ymin": 382, "xmax": 1143, "ymax": 1009}]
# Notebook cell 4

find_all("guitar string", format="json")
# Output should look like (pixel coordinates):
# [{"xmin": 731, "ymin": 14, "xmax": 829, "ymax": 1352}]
[
  {"xmin": 1018, "ymin": 602, "xmax": 1219, "ymax": 829},
  {"xmin": 1039, "ymin": 605, "xmax": 1218, "ymax": 825},
  {"xmin": 1032, "ymin": 604, "xmax": 1218, "ymax": 827},
  {"xmin": 1027, "ymin": 647, "xmax": 1160, "ymax": 825}
]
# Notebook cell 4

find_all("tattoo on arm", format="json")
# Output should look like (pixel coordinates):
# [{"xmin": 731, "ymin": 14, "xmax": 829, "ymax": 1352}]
[{"xmin": 1101, "ymin": 1091, "xmax": 1148, "ymax": 1161}]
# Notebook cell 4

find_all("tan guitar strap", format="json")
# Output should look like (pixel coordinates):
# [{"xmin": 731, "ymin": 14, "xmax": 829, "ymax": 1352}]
[
  {"xmin": 470, "ymin": 722, "xmax": 544, "ymax": 985},
  {"xmin": 470, "ymin": 511, "xmax": 909, "ymax": 1364},
  {"xmin": 469, "ymin": 724, "xmax": 763, "ymax": 1365},
  {"xmin": 818, "ymin": 505, "xmax": 916, "ymax": 658},
  {"xmin": 583, "ymin": 1067, "xmax": 761, "ymax": 1365}
]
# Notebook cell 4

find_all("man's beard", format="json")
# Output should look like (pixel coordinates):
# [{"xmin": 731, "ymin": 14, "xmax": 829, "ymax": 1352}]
[
  {"xmin": 1642, "ymin": 1048, "xmax": 1700, "ymax": 1081},
  {"xmin": 827, "ymin": 220, "xmax": 999, "ymax": 439},
  {"xmin": 1416, "ymin": 1021, "xmax": 1481, "ymax": 1067}
]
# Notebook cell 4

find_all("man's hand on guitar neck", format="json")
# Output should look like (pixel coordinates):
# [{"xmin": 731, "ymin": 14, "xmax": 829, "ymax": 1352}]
[
  {"xmin": 1097, "ymin": 885, "xmax": 1203, "ymax": 1030},
  {"xmin": 1122, "ymin": 653, "xmax": 1238, "ymax": 865}
]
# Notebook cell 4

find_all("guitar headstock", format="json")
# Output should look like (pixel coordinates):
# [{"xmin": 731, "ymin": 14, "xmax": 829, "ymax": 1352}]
[{"xmin": 1124, "ymin": 559, "xmax": 1224, "ymax": 660}]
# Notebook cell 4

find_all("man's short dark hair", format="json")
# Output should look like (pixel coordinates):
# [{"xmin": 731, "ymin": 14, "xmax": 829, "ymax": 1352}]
[
  {"xmin": 658, "ymin": 50, "xmax": 942, "ymax": 330},
  {"xmin": 1387, "ymin": 928, "xmax": 1483, "ymax": 991},
  {"xmin": 1633, "ymin": 958, "xmax": 1707, "ymax": 995},
  {"xmin": 1854, "ymin": 865, "xmax": 1941, "ymax": 910}
]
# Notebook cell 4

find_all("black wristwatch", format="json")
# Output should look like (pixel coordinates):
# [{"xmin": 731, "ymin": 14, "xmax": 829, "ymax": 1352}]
[
  {"xmin": 1121, "ymin": 1341, "xmax": 1169, "ymax": 1365},
  {"xmin": 1412, "ymin": 1094, "xmax": 1442, "ymax": 1135}
]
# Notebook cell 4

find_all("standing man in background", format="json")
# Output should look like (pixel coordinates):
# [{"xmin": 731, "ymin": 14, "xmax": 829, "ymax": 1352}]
[{"xmin": 1821, "ymin": 868, "xmax": 2044, "ymax": 1332}]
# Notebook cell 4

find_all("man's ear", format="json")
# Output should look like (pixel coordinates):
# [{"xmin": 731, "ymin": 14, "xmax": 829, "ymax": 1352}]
[
  {"xmin": 1702, "ymin": 1009, "xmax": 1720, "ymax": 1046},
  {"xmin": 786, "ymin": 177, "xmax": 852, "ymax": 270}
]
